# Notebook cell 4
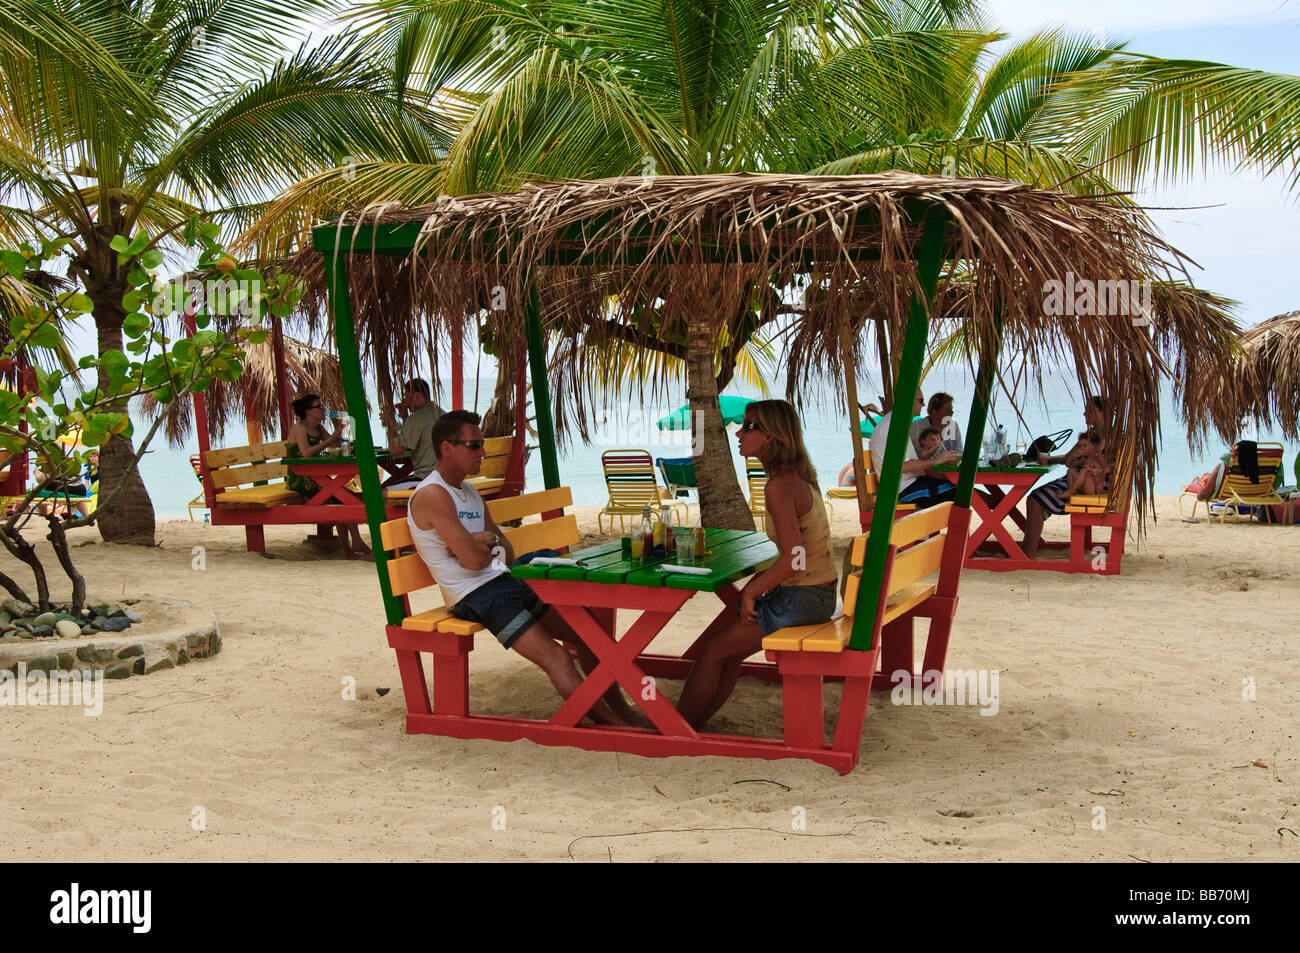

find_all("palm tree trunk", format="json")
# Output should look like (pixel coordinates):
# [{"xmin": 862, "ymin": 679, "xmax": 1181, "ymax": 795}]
[
  {"xmin": 86, "ymin": 273, "xmax": 157, "ymax": 545},
  {"xmin": 686, "ymin": 313, "xmax": 753, "ymax": 530}
]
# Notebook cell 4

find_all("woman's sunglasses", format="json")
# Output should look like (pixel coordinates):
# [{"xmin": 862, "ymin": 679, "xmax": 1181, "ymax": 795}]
[
  {"xmin": 739, "ymin": 421, "xmax": 764, "ymax": 433},
  {"xmin": 448, "ymin": 439, "xmax": 485, "ymax": 450}
]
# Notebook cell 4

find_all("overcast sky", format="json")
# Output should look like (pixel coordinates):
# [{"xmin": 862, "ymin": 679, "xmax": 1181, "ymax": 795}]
[{"xmin": 985, "ymin": 2, "xmax": 1300, "ymax": 326}]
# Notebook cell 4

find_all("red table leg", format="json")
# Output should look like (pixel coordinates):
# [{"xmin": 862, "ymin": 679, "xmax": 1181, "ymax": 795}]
[
  {"xmin": 302, "ymin": 471, "xmax": 363, "ymax": 507},
  {"xmin": 547, "ymin": 603, "xmax": 699, "ymax": 738},
  {"xmin": 942, "ymin": 472, "xmax": 1037, "ymax": 562}
]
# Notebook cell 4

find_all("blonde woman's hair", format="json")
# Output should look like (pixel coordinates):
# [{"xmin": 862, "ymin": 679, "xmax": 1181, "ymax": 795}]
[{"xmin": 746, "ymin": 399, "xmax": 818, "ymax": 486}]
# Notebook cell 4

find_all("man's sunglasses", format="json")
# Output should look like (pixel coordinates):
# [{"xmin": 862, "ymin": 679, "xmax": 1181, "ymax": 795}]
[
  {"xmin": 739, "ymin": 420, "xmax": 764, "ymax": 433},
  {"xmin": 447, "ymin": 439, "xmax": 485, "ymax": 450}
]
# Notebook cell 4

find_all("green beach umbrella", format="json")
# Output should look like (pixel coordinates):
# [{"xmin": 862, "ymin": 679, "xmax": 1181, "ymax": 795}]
[
  {"xmin": 656, "ymin": 395, "xmax": 754, "ymax": 431},
  {"xmin": 859, "ymin": 413, "xmax": 925, "ymax": 437}
]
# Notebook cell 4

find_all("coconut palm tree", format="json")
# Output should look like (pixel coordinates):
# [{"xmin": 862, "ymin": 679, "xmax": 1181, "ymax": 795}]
[
  {"xmin": 267, "ymin": 0, "xmax": 975, "ymax": 528},
  {"xmin": 257, "ymin": 0, "xmax": 1277, "ymax": 525},
  {"xmin": 0, "ymin": 1, "xmax": 453, "ymax": 543}
]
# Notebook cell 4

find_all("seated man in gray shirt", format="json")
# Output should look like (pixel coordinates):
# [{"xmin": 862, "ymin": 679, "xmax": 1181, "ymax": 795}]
[{"xmin": 386, "ymin": 378, "xmax": 444, "ymax": 490}]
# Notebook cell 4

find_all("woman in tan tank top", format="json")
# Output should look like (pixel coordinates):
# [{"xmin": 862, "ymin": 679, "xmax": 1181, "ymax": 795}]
[{"xmin": 676, "ymin": 400, "xmax": 837, "ymax": 729}]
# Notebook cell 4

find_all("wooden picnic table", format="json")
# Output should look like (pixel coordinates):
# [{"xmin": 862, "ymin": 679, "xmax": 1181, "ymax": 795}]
[
  {"xmin": 934, "ymin": 465, "xmax": 1051, "ymax": 569},
  {"xmin": 511, "ymin": 528, "xmax": 781, "ymax": 748}
]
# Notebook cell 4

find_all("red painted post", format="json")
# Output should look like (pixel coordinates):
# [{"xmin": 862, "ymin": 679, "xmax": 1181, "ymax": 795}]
[
  {"xmin": 242, "ymin": 387, "xmax": 262, "ymax": 445},
  {"xmin": 450, "ymin": 321, "xmax": 464, "ymax": 411},
  {"xmin": 781, "ymin": 673, "xmax": 824, "ymax": 748}
]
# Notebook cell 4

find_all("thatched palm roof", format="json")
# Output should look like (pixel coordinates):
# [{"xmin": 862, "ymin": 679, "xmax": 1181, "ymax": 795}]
[
  {"xmin": 142, "ymin": 333, "xmax": 346, "ymax": 448},
  {"xmin": 296, "ymin": 171, "xmax": 1239, "ymax": 521},
  {"xmin": 1182, "ymin": 310, "xmax": 1300, "ymax": 443}
]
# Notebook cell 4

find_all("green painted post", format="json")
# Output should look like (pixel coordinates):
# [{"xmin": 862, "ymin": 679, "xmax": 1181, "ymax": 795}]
[
  {"xmin": 325, "ymin": 250, "xmax": 406, "ymax": 626},
  {"xmin": 525, "ymin": 283, "xmax": 561, "ymax": 489},
  {"xmin": 849, "ymin": 208, "xmax": 949, "ymax": 652},
  {"xmin": 953, "ymin": 314, "xmax": 1002, "ymax": 507}
]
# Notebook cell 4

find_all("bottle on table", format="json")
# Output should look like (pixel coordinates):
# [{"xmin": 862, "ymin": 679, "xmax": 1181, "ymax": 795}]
[
  {"xmin": 663, "ymin": 508, "xmax": 676, "ymax": 557},
  {"xmin": 338, "ymin": 415, "xmax": 353, "ymax": 456},
  {"xmin": 639, "ymin": 506, "xmax": 654, "ymax": 561},
  {"xmin": 996, "ymin": 424, "xmax": 1007, "ymax": 459},
  {"xmin": 694, "ymin": 516, "xmax": 706, "ymax": 559}
]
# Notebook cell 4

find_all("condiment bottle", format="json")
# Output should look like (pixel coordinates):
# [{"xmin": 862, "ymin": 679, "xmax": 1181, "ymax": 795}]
[{"xmin": 640, "ymin": 506, "xmax": 654, "ymax": 559}]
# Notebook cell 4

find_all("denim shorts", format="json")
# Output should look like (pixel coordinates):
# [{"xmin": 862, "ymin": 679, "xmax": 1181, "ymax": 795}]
[
  {"xmin": 753, "ymin": 582, "xmax": 838, "ymax": 637},
  {"xmin": 451, "ymin": 573, "xmax": 549, "ymax": 649}
]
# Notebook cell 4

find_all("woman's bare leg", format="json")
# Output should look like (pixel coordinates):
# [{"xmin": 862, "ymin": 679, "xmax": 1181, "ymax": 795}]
[
  {"xmin": 677, "ymin": 616, "xmax": 763, "ymax": 729},
  {"xmin": 1022, "ymin": 500, "xmax": 1046, "ymax": 558}
]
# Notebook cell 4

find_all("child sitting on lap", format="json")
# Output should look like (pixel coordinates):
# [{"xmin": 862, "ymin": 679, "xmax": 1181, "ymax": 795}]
[
  {"xmin": 1065, "ymin": 431, "xmax": 1109, "ymax": 499},
  {"xmin": 917, "ymin": 426, "xmax": 944, "ymax": 461}
]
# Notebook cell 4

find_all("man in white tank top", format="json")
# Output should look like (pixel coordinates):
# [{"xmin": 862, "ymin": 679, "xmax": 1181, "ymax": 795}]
[{"xmin": 408, "ymin": 411, "xmax": 633, "ymax": 726}]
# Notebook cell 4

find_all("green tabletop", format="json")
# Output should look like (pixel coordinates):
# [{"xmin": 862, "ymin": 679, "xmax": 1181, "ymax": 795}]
[
  {"xmin": 282, "ymin": 452, "xmax": 408, "ymax": 465},
  {"xmin": 512, "ymin": 528, "xmax": 778, "ymax": 592}
]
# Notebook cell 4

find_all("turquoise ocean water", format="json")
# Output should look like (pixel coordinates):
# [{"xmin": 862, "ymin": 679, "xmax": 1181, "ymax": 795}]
[{"xmin": 131, "ymin": 367, "xmax": 1296, "ymax": 519}]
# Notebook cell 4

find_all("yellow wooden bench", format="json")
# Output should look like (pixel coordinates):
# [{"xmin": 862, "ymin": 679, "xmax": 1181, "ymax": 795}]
[
  {"xmin": 200, "ymin": 440, "xmax": 394, "ymax": 552},
  {"xmin": 1063, "ymin": 493, "xmax": 1110, "ymax": 514},
  {"xmin": 760, "ymin": 502, "xmax": 955, "ymax": 756},
  {"xmin": 386, "ymin": 436, "xmax": 515, "ymax": 504},
  {"xmin": 1061, "ymin": 493, "xmax": 1127, "ymax": 574},
  {"xmin": 381, "ymin": 486, "xmax": 579, "ymax": 717},
  {"xmin": 202, "ymin": 440, "xmax": 301, "ymax": 508}
]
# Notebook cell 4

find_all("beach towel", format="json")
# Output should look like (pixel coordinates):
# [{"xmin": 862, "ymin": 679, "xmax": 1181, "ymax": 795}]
[{"xmin": 1237, "ymin": 440, "xmax": 1260, "ymax": 484}]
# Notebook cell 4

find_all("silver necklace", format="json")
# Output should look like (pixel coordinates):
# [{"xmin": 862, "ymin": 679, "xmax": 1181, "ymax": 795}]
[{"xmin": 443, "ymin": 475, "xmax": 468, "ymax": 502}]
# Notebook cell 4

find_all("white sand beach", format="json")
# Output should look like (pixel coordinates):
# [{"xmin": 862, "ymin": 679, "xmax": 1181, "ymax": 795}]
[{"xmin": 2, "ymin": 498, "xmax": 1295, "ymax": 862}]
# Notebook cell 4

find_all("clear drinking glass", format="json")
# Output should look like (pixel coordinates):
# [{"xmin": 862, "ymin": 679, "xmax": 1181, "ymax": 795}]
[{"xmin": 677, "ymin": 530, "xmax": 694, "ymax": 565}]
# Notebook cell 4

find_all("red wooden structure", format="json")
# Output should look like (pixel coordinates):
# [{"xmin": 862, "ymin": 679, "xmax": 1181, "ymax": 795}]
[{"xmin": 0, "ymin": 364, "xmax": 36, "ymax": 506}]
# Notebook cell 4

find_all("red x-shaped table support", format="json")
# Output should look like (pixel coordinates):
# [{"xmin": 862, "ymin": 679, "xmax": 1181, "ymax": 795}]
[
  {"xmin": 285, "ymin": 461, "xmax": 364, "ymax": 508},
  {"xmin": 939, "ymin": 468, "xmax": 1045, "ymax": 562},
  {"xmin": 522, "ymin": 579, "xmax": 747, "ymax": 737}
]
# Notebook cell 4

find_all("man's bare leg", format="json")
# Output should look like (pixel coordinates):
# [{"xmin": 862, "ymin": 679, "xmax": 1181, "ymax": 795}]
[
  {"xmin": 538, "ymin": 607, "xmax": 642, "ymax": 725},
  {"xmin": 509, "ymin": 624, "xmax": 630, "ymax": 726}
]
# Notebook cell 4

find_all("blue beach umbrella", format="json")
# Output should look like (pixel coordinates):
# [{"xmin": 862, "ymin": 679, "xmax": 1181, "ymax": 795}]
[{"xmin": 656, "ymin": 395, "xmax": 754, "ymax": 431}]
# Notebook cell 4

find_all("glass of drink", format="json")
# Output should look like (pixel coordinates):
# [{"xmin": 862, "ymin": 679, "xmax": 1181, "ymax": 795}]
[
  {"xmin": 677, "ymin": 530, "xmax": 694, "ymax": 565},
  {"xmin": 630, "ymin": 536, "xmax": 645, "ymax": 561}
]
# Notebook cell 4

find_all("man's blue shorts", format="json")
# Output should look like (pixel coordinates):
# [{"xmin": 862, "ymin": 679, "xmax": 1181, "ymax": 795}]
[{"xmin": 451, "ymin": 574, "xmax": 549, "ymax": 649}]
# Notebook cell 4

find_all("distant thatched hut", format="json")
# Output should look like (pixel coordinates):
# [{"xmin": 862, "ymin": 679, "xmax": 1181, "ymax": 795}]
[
  {"xmin": 1182, "ymin": 309, "xmax": 1300, "ymax": 446},
  {"xmin": 143, "ymin": 334, "xmax": 345, "ymax": 448}
]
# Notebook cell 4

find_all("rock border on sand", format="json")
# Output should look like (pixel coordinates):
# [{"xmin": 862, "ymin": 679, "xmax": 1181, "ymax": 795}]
[{"xmin": 0, "ymin": 602, "xmax": 220, "ymax": 681}]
